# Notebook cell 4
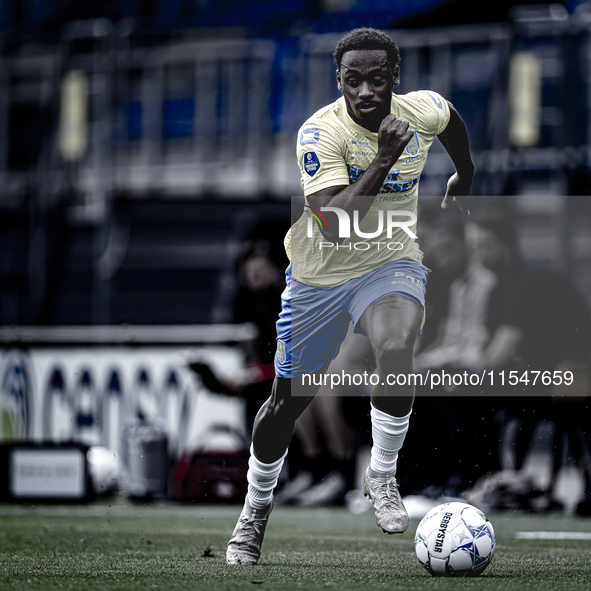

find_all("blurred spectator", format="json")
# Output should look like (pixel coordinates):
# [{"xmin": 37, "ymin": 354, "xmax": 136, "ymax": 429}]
[
  {"xmin": 398, "ymin": 215, "xmax": 497, "ymax": 496},
  {"xmin": 464, "ymin": 211, "xmax": 591, "ymax": 512},
  {"xmin": 414, "ymin": 217, "xmax": 497, "ymax": 372},
  {"xmin": 232, "ymin": 240, "xmax": 287, "ymax": 428},
  {"xmin": 189, "ymin": 240, "xmax": 285, "ymax": 430},
  {"xmin": 471, "ymin": 212, "xmax": 590, "ymax": 374},
  {"xmin": 413, "ymin": 206, "xmax": 457, "ymax": 355}
]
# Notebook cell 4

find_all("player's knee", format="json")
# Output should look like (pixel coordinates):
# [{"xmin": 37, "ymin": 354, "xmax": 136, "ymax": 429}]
[
  {"xmin": 264, "ymin": 397, "xmax": 308, "ymax": 435},
  {"xmin": 374, "ymin": 331, "xmax": 415, "ymax": 368},
  {"xmin": 265, "ymin": 379, "xmax": 309, "ymax": 423}
]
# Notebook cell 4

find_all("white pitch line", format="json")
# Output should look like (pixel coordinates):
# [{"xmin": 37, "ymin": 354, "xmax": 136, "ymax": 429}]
[{"xmin": 516, "ymin": 532, "xmax": 591, "ymax": 540}]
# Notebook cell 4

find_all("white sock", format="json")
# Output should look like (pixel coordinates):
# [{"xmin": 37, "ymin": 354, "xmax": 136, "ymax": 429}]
[
  {"xmin": 246, "ymin": 444, "xmax": 287, "ymax": 509},
  {"xmin": 369, "ymin": 404, "xmax": 412, "ymax": 475}
]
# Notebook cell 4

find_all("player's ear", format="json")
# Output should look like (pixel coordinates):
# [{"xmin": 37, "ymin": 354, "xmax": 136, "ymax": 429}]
[
  {"xmin": 392, "ymin": 65, "xmax": 400, "ymax": 86},
  {"xmin": 336, "ymin": 70, "xmax": 342, "ymax": 91}
]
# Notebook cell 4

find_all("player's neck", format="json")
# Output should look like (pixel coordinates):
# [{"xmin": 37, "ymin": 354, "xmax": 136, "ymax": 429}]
[{"xmin": 346, "ymin": 108, "xmax": 382, "ymax": 133}]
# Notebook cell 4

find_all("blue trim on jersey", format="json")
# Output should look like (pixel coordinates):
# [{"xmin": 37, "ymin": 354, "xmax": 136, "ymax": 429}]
[{"xmin": 299, "ymin": 128, "xmax": 320, "ymax": 145}]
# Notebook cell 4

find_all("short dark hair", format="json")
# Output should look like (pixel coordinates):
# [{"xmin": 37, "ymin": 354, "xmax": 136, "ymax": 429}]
[{"xmin": 333, "ymin": 28, "xmax": 400, "ymax": 70}]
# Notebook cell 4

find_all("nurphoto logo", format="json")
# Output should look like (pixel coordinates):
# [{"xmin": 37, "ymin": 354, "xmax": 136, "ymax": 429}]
[{"xmin": 305, "ymin": 206, "xmax": 417, "ymax": 251}]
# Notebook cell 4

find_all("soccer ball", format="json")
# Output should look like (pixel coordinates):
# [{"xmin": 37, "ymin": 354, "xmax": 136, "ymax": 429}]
[{"xmin": 414, "ymin": 501, "xmax": 495, "ymax": 577}]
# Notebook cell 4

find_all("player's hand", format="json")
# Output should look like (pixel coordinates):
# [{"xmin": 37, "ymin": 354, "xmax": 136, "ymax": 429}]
[
  {"xmin": 441, "ymin": 172, "xmax": 471, "ymax": 216},
  {"xmin": 377, "ymin": 115, "xmax": 414, "ymax": 165}
]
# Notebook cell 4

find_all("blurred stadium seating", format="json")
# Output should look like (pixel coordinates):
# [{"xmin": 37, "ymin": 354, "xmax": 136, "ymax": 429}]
[{"xmin": 1, "ymin": 1, "xmax": 591, "ymax": 326}]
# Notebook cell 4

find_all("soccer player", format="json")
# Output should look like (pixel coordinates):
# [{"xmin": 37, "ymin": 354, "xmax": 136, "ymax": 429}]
[{"xmin": 227, "ymin": 27, "xmax": 473, "ymax": 565}]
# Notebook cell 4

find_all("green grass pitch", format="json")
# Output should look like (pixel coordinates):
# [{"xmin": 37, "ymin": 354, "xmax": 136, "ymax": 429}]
[{"xmin": 0, "ymin": 500, "xmax": 590, "ymax": 590}]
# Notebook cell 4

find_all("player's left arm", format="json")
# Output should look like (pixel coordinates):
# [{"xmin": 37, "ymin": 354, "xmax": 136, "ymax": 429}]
[{"xmin": 437, "ymin": 101, "xmax": 474, "ymax": 216}]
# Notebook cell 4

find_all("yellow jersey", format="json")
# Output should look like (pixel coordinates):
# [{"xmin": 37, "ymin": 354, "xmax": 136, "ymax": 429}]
[{"xmin": 286, "ymin": 90, "xmax": 450, "ymax": 287}]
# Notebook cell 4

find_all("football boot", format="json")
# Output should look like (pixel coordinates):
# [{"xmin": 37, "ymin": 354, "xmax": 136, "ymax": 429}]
[
  {"xmin": 226, "ymin": 498, "xmax": 274, "ymax": 565},
  {"xmin": 362, "ymin": 465, "xmax": 409, "ymax": 534}
]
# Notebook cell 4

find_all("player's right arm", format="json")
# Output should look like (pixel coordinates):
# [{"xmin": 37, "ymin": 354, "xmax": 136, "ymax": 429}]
[{"xmin": 306, "ymin": 115, "xmax": 414, "ymax": 244}]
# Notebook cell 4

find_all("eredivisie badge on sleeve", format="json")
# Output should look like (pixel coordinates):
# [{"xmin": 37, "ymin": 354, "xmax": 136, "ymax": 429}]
[{"xmin": 304, "ymin": 152, "xmax": 321, "ymax": 177}]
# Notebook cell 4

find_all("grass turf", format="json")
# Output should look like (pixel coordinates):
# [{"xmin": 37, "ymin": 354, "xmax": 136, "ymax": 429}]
[{"xmin": 0, "ymin": 500, "xmax": 590, "ymax": 590}]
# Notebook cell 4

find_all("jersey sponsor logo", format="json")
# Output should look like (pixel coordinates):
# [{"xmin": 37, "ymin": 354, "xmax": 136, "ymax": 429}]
[
  {"xmin": 348, "ymin": 165, "xmax": 365, "ymax": 182},
  {"xmin": 347, "ymin": 165, "xmax": 419, "ymax": 194},
  {"xmin": 376, "ymin": 193, "xmax": 413, "ymax": 203},
  {"xmin": 405, "ymin": 154, "xmax": 424, "ymax": 164},
  {"xmin": 404, "ymin": 131, "xmax": 420, "ymax": 157},
  {"xmin": 425, "ymin": 91, "xmax": 443, "ymax": 109},
  {"xmin": 381, "ymin": 177, "xmax": 419, "ymax": 194},
  {"xmin": 277, "ymin": 340, "xmax": 286, "ymax": 364},
  {"xmin": 299, "ymin": 128, "xmax": 320, "ymax": 145},
  {"xmin": 304, "ymin": 152, "xmax": 321, "ymax": 177}
]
